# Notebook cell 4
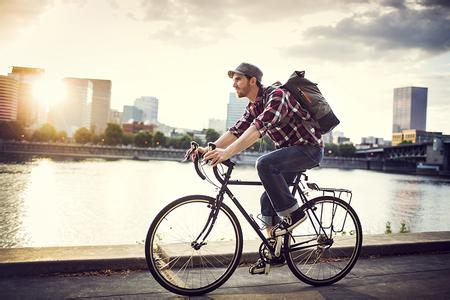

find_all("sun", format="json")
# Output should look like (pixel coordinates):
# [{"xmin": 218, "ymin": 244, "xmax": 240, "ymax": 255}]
[{"xmin": 32, "ymin": 77, "xmax": 67, "ymax": 111}]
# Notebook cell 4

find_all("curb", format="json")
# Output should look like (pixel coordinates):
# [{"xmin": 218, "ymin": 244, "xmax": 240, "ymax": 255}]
[{"xmin": 1, "ymin": 232, "xmax": 450, "ymax": 277}]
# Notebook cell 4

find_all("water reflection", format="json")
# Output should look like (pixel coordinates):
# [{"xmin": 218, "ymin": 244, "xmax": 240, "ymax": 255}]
[
  {"xmin": 0, "ymin": 158, "xmax": 450, "ymax": 248},
  {"xmin": 0, "ymin": 162, "xmax": 31, "ymax": 247},
  {"xmin": 390, "ymin": 181, "xmax": 423, "ymax": 233},
  {"xmin": 22, "ymin": 159, "xmax": 61, "ymax": 247}
]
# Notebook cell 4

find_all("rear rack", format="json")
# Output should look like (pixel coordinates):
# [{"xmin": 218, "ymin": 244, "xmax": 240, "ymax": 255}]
[{"xmin": 306, "ymin": 182, "xmax": 353, "ymax": 207}]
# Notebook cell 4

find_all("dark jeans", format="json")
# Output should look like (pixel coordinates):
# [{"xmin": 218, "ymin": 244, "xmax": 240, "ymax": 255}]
[{"xmin": 256, "ymin": 144, "xmax": 323, "ymax": 226}]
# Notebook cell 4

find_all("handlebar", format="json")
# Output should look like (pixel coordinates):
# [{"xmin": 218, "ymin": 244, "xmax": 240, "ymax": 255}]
[{"xmin": 188, "ymin": 141, "xmax": 235, "ymax": 183}]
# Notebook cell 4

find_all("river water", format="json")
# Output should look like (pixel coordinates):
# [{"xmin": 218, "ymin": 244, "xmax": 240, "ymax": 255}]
[{"xmin": 1, "ymin": 157, "xmax": 450, "ymax": 248}]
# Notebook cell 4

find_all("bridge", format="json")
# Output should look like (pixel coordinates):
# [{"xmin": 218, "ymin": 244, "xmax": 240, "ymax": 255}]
[{"xmin": 355, "ymin": 141, "xmax": 450, "ymax": 176}]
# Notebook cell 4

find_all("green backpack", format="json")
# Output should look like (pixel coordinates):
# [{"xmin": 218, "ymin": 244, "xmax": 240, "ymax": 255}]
[{"xmin": 283, "ymin": 71, "xmax": 340, "ymax": 134}]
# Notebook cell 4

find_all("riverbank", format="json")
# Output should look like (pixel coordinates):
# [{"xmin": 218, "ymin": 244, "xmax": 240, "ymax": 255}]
[
  {"xmin": 1, "ymin": 231, "xmax": 449, "ymax": 276},
  {"xmin": 2, "ymin": 140, "xmax": 449, "ymax": 177},
  {"xmin": 1, "ymin": 142, "xmax": 447, "ymax": 179}
]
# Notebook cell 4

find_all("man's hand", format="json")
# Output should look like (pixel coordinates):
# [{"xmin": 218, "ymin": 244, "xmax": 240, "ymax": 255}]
[
  {"xmin": 185, "ymin": 146, "xmax": 208, "ymax": 161},
  {"xmin": 203, "ymin": 148, "xmax": 232, "ymax": 167}
]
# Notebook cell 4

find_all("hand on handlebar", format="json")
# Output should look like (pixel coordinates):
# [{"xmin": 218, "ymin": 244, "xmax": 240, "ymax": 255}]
[
  {"xmin": 193, "ymin": 146, "xmax": 208, "ymax": 161},
  {"xmin": 184, "ymin": 143, "xmax": 207, "ymax": 162},
  {"xmin": 203, "ymin": 147, "xmax": 232, "ymax": 167}
]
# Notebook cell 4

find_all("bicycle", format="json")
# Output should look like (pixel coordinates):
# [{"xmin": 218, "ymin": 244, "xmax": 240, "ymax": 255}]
[{"xmin": 145, "ymin": 142, "xmax": 363, "ymax": 296}]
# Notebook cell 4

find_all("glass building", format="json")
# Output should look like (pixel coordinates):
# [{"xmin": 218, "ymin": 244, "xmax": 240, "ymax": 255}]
[
  {"xmin": 134, "ymin": 96, "xmax": 158, "ymax": 123},
  {"xmin": 122, "ymin": 105, "xmax": 143, "ymax": 123},
  {"xmin": 226, "ymin": 92, "xmax": 248, "ymax": 130},
  {"xmin": 8, "ymin": 66, "xmax": 45, "ymax": 127},
  {"xmin": 0, "ymin": 75, "xmax": 19, "ymax": 122},
  {"xmin": 89, "ymin": 79, "xmax": 111, "ymax": 133},
  {"xmin": 392, "ymin": 87, "xmax": 427, "ymax": 133},
  {"xmin": 48, "ymin": 78, "xmax": 93, "ymax": 136}
]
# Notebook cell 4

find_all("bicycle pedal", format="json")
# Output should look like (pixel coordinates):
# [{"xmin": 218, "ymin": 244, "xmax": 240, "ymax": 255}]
[{"xmin": 264, "ymin": 263, "xmax": 271, "ymax": 275}]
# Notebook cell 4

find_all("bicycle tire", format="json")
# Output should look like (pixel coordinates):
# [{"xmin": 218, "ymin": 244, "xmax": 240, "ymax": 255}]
[
  {"xmin": 145, "ymin": 195, "xmax": 243, "ymax": 296},
  {"xmin": 285, "ymin": 196, "xmax": 362, "ymax": 286}
]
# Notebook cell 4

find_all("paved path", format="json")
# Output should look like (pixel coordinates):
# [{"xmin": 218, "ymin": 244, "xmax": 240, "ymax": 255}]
[
  {"xmin": 2, "ymin": 232, "xmax": 450, "ymax": 276},
  {"xmin": 1, "ymin": 252, "xmax": 449, "ymax": 299}
]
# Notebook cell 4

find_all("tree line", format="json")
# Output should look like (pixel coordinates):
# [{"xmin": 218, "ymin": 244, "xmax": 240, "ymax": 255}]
[{"xmin": 0, "ymin": 120, "xmax": 356, "ymax": 155}]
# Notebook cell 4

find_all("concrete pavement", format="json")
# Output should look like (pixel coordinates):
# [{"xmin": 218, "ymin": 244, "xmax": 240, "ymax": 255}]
[
  {"xmin": 1, "ymin": 252, "xmax": 450, "ymax": 299},
  {"xmin": 1, "ymin": 232, "xmax": 450, "ymax": 298},
  {"xmin": 1, "ymin": 232, "xmax": 450, "ymax": 277}
]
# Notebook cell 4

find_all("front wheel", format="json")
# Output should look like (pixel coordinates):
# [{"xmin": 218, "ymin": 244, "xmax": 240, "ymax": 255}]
[
  {"xmin": 145, "ymin": 195, "xmax": 243, "ymax": 296},
  {"xmin": 285, "ymin": 196, "xmax": 362, "ymax": 286}
]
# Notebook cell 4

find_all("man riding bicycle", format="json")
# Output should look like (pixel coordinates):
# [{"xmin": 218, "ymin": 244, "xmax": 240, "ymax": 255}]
[{"xmin": 192, "ymin": 62, "xmax": 324, "ymax": 274}]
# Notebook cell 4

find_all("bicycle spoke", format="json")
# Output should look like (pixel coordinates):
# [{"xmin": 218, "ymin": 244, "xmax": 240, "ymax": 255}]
[
  {"xmin": 146, "ymin": 197, "xmax": 243, "ymax": 295},
  {"xmin": 286, "ymin": 197, "xmax": 362, "ymax": 285}
]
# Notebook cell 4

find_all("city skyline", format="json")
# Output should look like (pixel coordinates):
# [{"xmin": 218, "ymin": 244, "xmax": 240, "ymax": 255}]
[
  {"xmin": 1, "ymin": 0, "xmax": 449, "ymax": 142},
  {"xmin": 0, "ymin": 64, "xmax": 440, "ymax": 144}
]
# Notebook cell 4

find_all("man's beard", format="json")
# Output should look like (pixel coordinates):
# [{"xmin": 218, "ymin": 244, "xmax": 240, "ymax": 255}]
[{"xmin": 236, "ymin": 84, "xmax": 250, "ymax": 98}]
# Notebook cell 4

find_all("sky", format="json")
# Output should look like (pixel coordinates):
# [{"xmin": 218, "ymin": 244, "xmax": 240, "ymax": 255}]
[{"xmin": 0, "ymin": 0, "xmax": 449, "ymax": 143}]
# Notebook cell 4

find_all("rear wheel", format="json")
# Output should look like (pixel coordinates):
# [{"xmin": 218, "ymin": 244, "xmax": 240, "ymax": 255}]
[
  {"xmin": 145, "ymin": 195, "xmax": 243, "ymax": 296},
  {"xmin": 285, "ymin": 196, "xmax": 362, "ymax": 286}
]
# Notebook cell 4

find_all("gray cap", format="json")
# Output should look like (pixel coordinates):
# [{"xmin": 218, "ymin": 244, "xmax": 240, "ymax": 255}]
[{"xmin": 228, "ymin": 62, "xmax": 263, "ymax": 83}]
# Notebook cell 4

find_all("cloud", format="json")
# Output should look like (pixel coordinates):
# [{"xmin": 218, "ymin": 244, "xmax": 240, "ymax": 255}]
[
  {"xmin": 417, "ymin": 0, "xmax": 450, "ymax": 8},
  {"xmin": 135, "ymin": 0, "xmax": 371, "ymax": 47},
  {"xmin": 380, "ymin": 0, "xmax": 406, "ymax": 9},
  {"xmin": 0, "ymin": 0, "xmax": 53, "ymax": 43},
  {"xmin": 284, "ymin": 0, "xmax": 450, "ymax": 61}
]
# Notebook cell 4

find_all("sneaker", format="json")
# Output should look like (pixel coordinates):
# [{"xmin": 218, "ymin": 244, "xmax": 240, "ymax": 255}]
[
  {"xmin": 280, "ymin": 208, "xmax": 307, "ymax": 232},
  {"xmin": 249, "ymin": 258, "xmax": 268, "ymax": 275},
  {"xmin": 249, "ymin": 256, "xmax": 286, "ymax": 275}
]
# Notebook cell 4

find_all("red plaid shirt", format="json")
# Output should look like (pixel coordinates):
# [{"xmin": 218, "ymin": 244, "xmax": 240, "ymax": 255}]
[{"xmin": 229, "ymin": 83, "xmax": 323, "ymax": 149}]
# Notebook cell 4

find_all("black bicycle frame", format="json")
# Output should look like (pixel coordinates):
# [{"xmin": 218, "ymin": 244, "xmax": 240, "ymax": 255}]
[{"xmin": 193, "ymin": 159, "xmax": 333, "ymax": 256}]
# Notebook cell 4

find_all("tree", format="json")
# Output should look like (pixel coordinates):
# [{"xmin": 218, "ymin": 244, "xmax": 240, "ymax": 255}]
[
  {"xmin": 122, "ymin": 133, "xmax": 134, "ymax": 145},
  {"xmin": 91, "ymin": 133, "xmax": 105, "ymax": 145},
  {"xmin": 324, "ymin": 143, "xmax": 339, "ymax": 157},
  {"xmin": 177, "ymin": 135, "xmax": 192, "ymax": 149},
  {"xmin": 104, "ymin": 123, "xmax": 123, "ymax": 145},
  {"xmin": 74, "ymin": 127, "xmax": 92, "ymax": 144},
  {"xmin": 339, "ymin": 143, "xmax": 356, "ymax": 157},
  {"xmin": 56, "ymin": 131, "xmax": 68, "ymax": 143},
  {"xmin": 204, "ymin": 128, "xmax": 220, "ymax": 143},
  {"xmin": 167, "ymin": 137, "xmax": 179, "ymax": 149},
  {"xmin": 134, "ymin": 131, "xmax": 152, "ymax": 147},
  {"xmin": 0, "ymin": 121, "xmax": 25, "ymax": 140},
  {"xmin": 153, "ymin": 131, "xmax": 167, "ymax": 147},
  {"xmin": 31, "ymin": 123, "xmax": 57, "ymax": 142}
]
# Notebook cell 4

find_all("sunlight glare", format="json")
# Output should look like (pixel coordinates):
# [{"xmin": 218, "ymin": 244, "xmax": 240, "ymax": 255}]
[
  {"xmin": 22, "ymin": 159, "xmax": 60, "ymax": 246},
  {"xmin": 32, "ymin": 77, "xmax": 67, "ymax": 111}
]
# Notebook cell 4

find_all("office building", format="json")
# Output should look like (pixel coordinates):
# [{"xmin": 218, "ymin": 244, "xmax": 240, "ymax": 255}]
[
  {"xmin": 332, "ymin": 131, "xmax": 345, "ymax": 144},
  {"xmin": 392, "ymin": 87, "xmax": 427, "ymax": 133},
  {"xmin": 322, "ymin": 132, "xmax": 333, "ymax": 144},
  {"xmin": 0, "ymin": 75, "xmax": 19, "ymax": 121},
  {"xmin": 361, "ymin": 136, "xmax": 385, "ymax": 147},
  {"xmin": 154, "ymin": 121, "xmax": 175, "ymax": 137},
  {"xmin": 90, "ymin": 79, "xmax": 111, "ymax": 133},
  {"xmin": 135, "ymin": 96, "xmax": 158, "ymax": 123},
  {"xmin": 337, "ymin": 136, "xmax": 351, "ymax": 144},
  {"xmin": 208, "ymin": 118, "xmax": 226, "ymax": 134},
  {"xmin": 226, "ymin": 92, "xmax": 248, "ymax": 129},
  {"xmin": 48, "ymin": 78, "xmax": 93, "ymax": 136},
  {"xmin": 392, "ymin": 129, "xmax": 447, "ymax": 146},
  {"xmin": 8, "ymin": 66, "xmax": 45, "ymax": 127},
  {"xmin": 122, "ymin": 105, "xmax": 143, "ymax": 123},
  {"xmin": 108, "ymin": 109, "xmax": 122, "ymax": 125}
]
